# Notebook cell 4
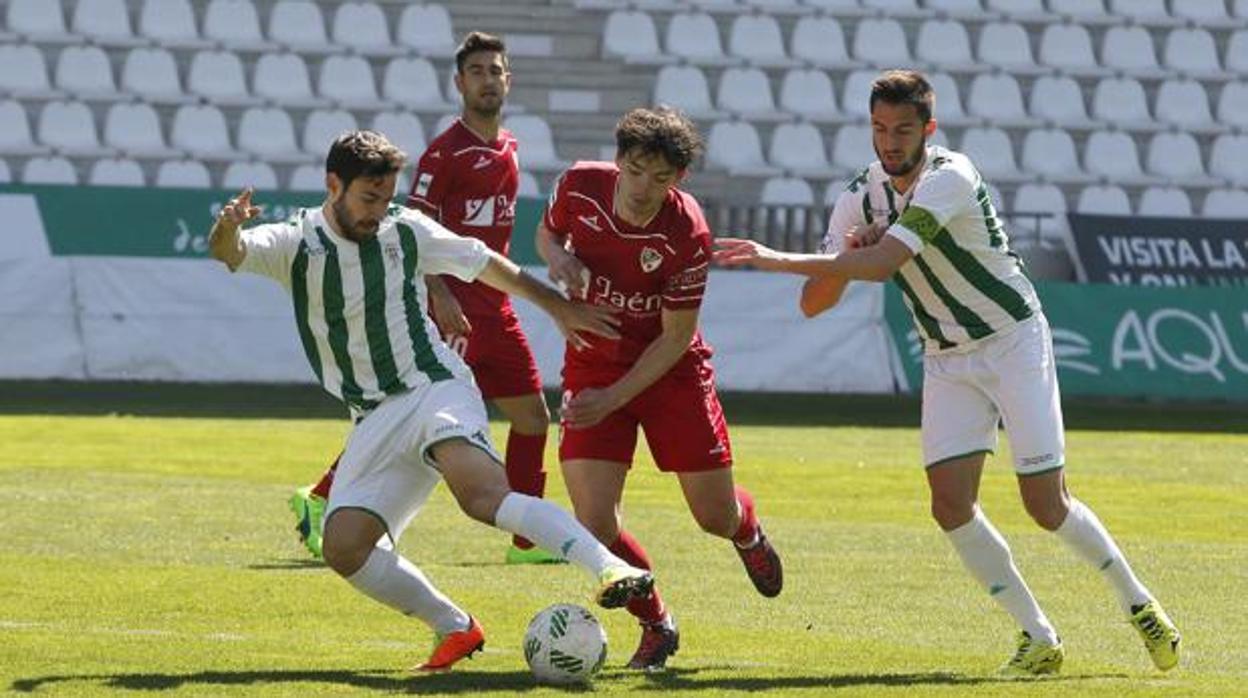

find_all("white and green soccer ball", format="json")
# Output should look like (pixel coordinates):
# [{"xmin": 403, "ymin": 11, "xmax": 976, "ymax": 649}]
[{"xmin": 523, "ymin": 603, "xmax": 608, "ymax": 685}]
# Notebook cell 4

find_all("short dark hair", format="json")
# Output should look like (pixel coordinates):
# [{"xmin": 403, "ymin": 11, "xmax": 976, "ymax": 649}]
[
  {"xmin": 614, "ymin": 107, "xmax": 704, "ymax": 171},
  {"xmin": 325, "ymin": 130, "xmax": 406, "ymax": 190},
  {"xmin": 455, "ymin": 31, "xmax": 508, "ymax": 73},
  {"xmin": 870, "ymin": 70, "xmax": 935, "ymax": 123}
]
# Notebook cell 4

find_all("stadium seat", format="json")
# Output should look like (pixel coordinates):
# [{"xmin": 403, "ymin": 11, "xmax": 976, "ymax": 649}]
[
  {"xmin": 926, "ymin": 0, "xmax": 984, "ymax": 17},
  {"xmin": 202, "ymin": 0, "xmax": 273, "ymax": 51},
  {"xmin": 1029, "ymin": 74, "xmax": 1094, "ymax": 127},
  {"xmin": 382, "ymin": 57, "xmax": 453, "ymax": 112},
  {"xmin": 790, "ymin": 16, "xmax": 852, "ymax": 68},
  {"xmin": 759, "ymin": 177, "xmax": 815, "ymax": 233},
  {"xmin": 1154, "ymin": 78, "xmax": 1215, "ymax": 131},
  {"xmin": 915, "ymin": 19, "xmax": 975, "ymax": 71},
  {"xmin": 188, "ymin": 50, "xmax": 258, "ymax": 106},
  {"xmin": 852, "ymin": 18, "xmax": 910, "ymax": 66},
  {"xmin": 0, "ymin": 100, "xmax": 48, "ymax": 156},
  {"xmin": 778, "ymin": 69, "xmax": 840, "ymax": 123},
  {"xmin": 254, "ymin": 53, "xmax": 327, "ymax": 109},
  {"xmin": 1012, "ymin": 182, "xmax": 1069, "ymax": 247},
  {"xmin": 396, "ymin": 4, "xmax": 456, "ymax": 57},
  {"xmin": 371, "ymin": 111, "xmax": 426, "ymax": 161},
  {"xmin": 268, "ymin": 0, "xmax": 333, "ymax": 53},
  {"xmin": 517, "ymin": 171, "xmax": 541, "ymax": 197},
  {"xmin": 72, "ymin": 0, "xmax": 137, "ymax": 43},
  {"xmin": 237, "ymin": 107, "xmax": 305, "ymax": 162},
  {"xmin": 665, "ymin": 12, "xmax": 730, "ymax": 65},
  {"xmin": 288, "ymin": 163, "xmax": 323, "ymax": 191},
  {"xmin": 1049, "ymin": 0, "xmax": 1107, "ymax": 16},
  {"xmin": 1201, "ymin": 188, "xmax": 1248, "ymax": 218},
  {"xmin": 1163, "ymin": 27, "xmax": 1222, "ymax": 76},
  {"xmin": 88, "ymin": 157, "xmax": 145, "ymax": 187},
  {"xmin": 861, "ymin": 0, "xmax": 922, "ymax": 10},
  {"xmin": 432, "ymin": 113, "xmax": 458, "ymax": 139},
  {"xmin": 1091, "ymin": 76, "xmax": 1153, "ymax": 128},
  {"xmin": 840, "ymin": 70, "xmax": 878, "ymax": 120},
  {"xmin": 653, "ymin": 65, "xmax": 720, "ymax": 119},
  {"xmin": 222, "ymin": 162, "xmax": 279, "ymax": 190},
  {"xmin": 1076, "ymin": 184, "xmax": 1132, "ymax": 215},
  {"xmin": 22, "ymin": 156, "xmax": 78, "ymax": 185},
  {"xmin": 1019, "ymin": 128, "xmax": 1087, "ymax": 182},
  {"xmin": 103, "ymin": 102, "xmax": 179, "ymax": 158},
  {"xmin": 768, "ymin": 122, "xmax": 832, "ymax": 177},
  {"xmin": 0, "ymin": 159, "xmax": 11, "ymax": 184},
  {"xmin": 155, "ymin": 159, "xmax": 211, "ymax": 188},
  {"xmin": 977, "ymin": 22, "xmax": 1040, "ymax": 73},
  {"xmin": 506, "ymin": 115, "xmax": 563, "ymax": 171},
  {"xmin": 959, "ymin": 127, "xmax": 1021, "ymax": 181},
  {"xmin": 1038, "ymin": 22, "xmax": 1102, "ymax": 75},
  {"xmin": 1146, "ymin": 131, "xmax": 1210, "ymax": 182},
  {"xmin": 138, "ymin": 0, "xmax": 204, "ymax": 48},
  {"xmin": 985, "ymin": 0, "xmax": 1047, "ymax": 19},
  {"xmin": 1236, "ymin": 0, "xmax": 1248, "ymax": 18},
  {"xmin": 54, "ymin": 46, "xmax": 118, "ymax": 100},
  {"xmin": 1083, "ymin": 130, "xmax": 1145, "ymax": 182},
  {"xmin": 1106, "ymin": 0, "xmax": 1171, "ymax": 23},
  {"xmin": 1137, "ymin": 186, "xmax": 1193, "ymax": 217},
  {"xmin": 1210, "ymin": 133, "xmax": 1248, "ymax": 185},
  {"xmin": 317, "ymin": 55, "xmax": 380, "ymax": 109},
  {"xmin": 331, "ymin": 2, "xmax": 397, "ymax": 56},
  {"xmin": 120, "ymin": 48, "xmax": 186, "ymax": 103},
  {"xmin": 804, "ymin": 0, "xmax": 864, "ymax": 10},
  {"xmin": 1101, "ymin": 25, "xmax": 1162, "ymax": 77},
  {"xmin": 717, "ymin": 67, "xmax": 786, "ymax": 120},
  {"xmin": 745, "ymin": 0, "xmax": 804, "ymax": 11},
  {"xmin": 37, "ymin": 100, "xmax": 111, "ymax": 157},
  {"xmin": 1215, "ymin": 81, "xmax": 1248, "ymax": 130},
  {"xmin": 603, "ymin": 10, "xmax": 666, "ymax": 63},
  {"xmin": 1225, "ymin": 30, "xmax": 1248, "ymax": 73},
  {"xmin": 6, "ymin": 0, "xmax": 73, "ymax": 42},
  {"xmin": 831, "ymin": 125, "xmax": 877, "ymax": 173},
  {"xmin": 170, "ymin": 104, "xmax": 238, "ymax": 160},
  {"xmin": 966, "ymin": 72, "xmax": 1034, "ymax": 127},
  {"xmin": 1171, "ymin": 0, "xmax": 1229, "ymax": 22},
  {"xmin": 926, "ymin": 72, "xmax": 971, "ymax": 126},
  {"xmin": 728, "ymin": 14, "xmax": 793, "ymax": 67},
  {"xmin": 302, "ymin": 109, "xmax": 358, "ymax": 155},
  {"xmin": 706, "ymin": 120, "xmax": 778, "ymax": 176},
  {"xmin": 0, "ymin": 44, "xmax": 57, "ymax": 99}
]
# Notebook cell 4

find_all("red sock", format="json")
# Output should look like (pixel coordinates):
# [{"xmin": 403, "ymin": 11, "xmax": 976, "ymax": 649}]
[
  {"xmin": 732, "ymin": 485, "xmax": 760, "ymax": 547},
  {"xmin": 310, "ymin": 454, "xmax": 339, "ymax": 499},
  {"xmin": 505, "ymin": 430, "xmax": 547, "ymax": 550},
  {"xmin": 609, "ymin": 530, "xmax": 666, "ymax": 624}
]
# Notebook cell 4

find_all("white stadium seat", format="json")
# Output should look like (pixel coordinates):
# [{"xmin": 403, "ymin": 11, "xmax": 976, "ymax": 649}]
[
  {"xmin": 72, "ymin": 0, "xmax": 134, "ymax": 41},
  {"xmin": 840, "ymin": 70, "xmax": 878, "ymax": 120},
  {"xmin": 717, "ymin": 67, "xmax": 782, "ymax": 118},
  {"xmin": 170, "ymin": 104, "xmax": 236, "ymax": 158},
  {"xmin": 303, "ymin": 109, "xmax": 358, "ymax": 155},
  {"xmin": 853, "ymin": 18, "xmax": 910, "ymax": 66},
  {"xmin": 120, "ymin": 48, "xmax": 185, "ymax": 102},
  {"xmin": 926, "ymin": 72, "xmax": 969, "ymax": 124},
  {"xmin": 37, "ymin": 100, "xmax": 110, "ymax": 157},
  {"xmin": 138, "ymin": 0, "xmax": 202, "ymax": 46},
  {"xmin": 0, "ymin": 44, "xmax": 56, "ymax": 98},
  {"xmin": 0, "ymin": 100, "xmax": 47, "ymax": 156},
  {"xmin": 959, "ymin": 127, "xmax": 1020, "ymax": 180},
  {"xmin": 1137, "ymin": 186, "xmax": 1193, "ymax": 217},
  {"xmin": 1154, "ymin": 78, "xmax": 1214, "ymax": 130},
  {"xmin": 88, "ymin": 157, "xmax": 146, "ymax": 187},
  {"xmin": 1049, "ymin": 0, "xmax": 1106, "ymax": 16},
  {"xmin": 862, "ymin": 0, "xmax": 921, "ymax": 10},
  {"xmin": 268, "ymin": 1, "xmax": 330, "ymax": 50},
  {"xmin": 187, "ymin": 50, "xmax": 255, "ymax": 105},
  {"xmin": 603, "ymin": 10, "xmax": 664, "ymax": 62},
  {"xmin": 254, "ymin": 53, "xmax": 325, "ymax": 108},
  {"xmin": 371, "ymin": 111, "xmax": 426, "ymax": 161},
  {"xmin": 1216, "ymin": 81, "xmax": 1248, "ymax": 130},
  {"xmin": 1202, "ymin": 188, "xmax": 1248, "ymax": 218},
  {"xmin": 966, "ymin": 72, "xmax": 1030, "ymax": 125},
  {"xmin": 517, "ymin": 171, "xmax": 541, "ymax": 198},
  {"xmin": 54, "ymin": 46, "xmax": 118, "ymax": 100},
  {"xmin": 760, "ymin": 177, "xmax": 814, "ymax": 205},
  {"xmin": 706, "ymin": 120, "xmax": 777, "ymax": 175},
  {"xmin": 155, "ymin": 160, "xmax": 211, "ymax": 188},
  {"xmin": 1225, "ymin": 30, "xmax": 1248, "ymax": 73},
  {"xmin": 7, "ymin": 0, "xmax": 71, "ymax": 41},
  {"xmin": 778, "ymin": 69, "xmax": 839, "ymax": 122},
  {"xmin": 1083, "ymin": 131, "xmax": 1144, "ymax": 181},
  {"xmin": 768, "ymin": 122, "xmax": 831, "ymax": 176},
  {"xmin": 1101, "ymin": 25, "xmax": 1161, "ymax": 75},
  {"xmin": 1107, "ymin": 0, "xmax": 1170, "ymax": 23},
  {"xmin": 0, "ymin": 159, "xmax": 11, "ymax": 184},
  {"xmin": 1029, "ymin": 74, "xmax": 1092, "ymax": 126},
  {"xmin": 22, "ymin": 156, "xmax": 78, "ymax": 185},
  {"xmin": 1012, "ymin": 182, "xmax": 1069, "ymax": 245},
  {"xmin": 1091, "ymin": 77, "xmax": 1152, "ymax": 127},
  {"xmin": 383, "ymin": 57, "xmax": 452, "ymax": 111},
  {"xmin": 665, "ymin": 12, "xmax": 727, "ymax": 64},
  {"xmin": 915, "ymin": 19, "xmax": 974, "ymax": 70},
  {"xmin": 222, "ymin": 162, "xmax": 279, "ymax": 190},
  {"xmin": 1146, "ymin": 131, "xmax": 1208, "ymax": 181},
  {"xmin": 238, "ymin": 107, "xmax": 304, "ymax": 161},
  {"xmin": 977, "ymin": 22, "xmax": 1037, "ymax": 72},
  {"xmin": 1076, "ymin": 184, "xmax": 1132, "ymax": 215},
  {"xmin": 396, "ymin": 4, "xmax": 456, "ymax": 56},
  {"xmin": 1038, "ymin": 23, "xmax": 1100, "ymax": 74},
  {"xmin": 317, "ymin": 55, "xmax": 379, "ymax": 108},
  {"xmin": 103, "ymin": 102, "xmax": 179, "ymax": 158},
  {"xmin": 728, "ymin": 14, "xmax": 791, "ymax": 66},
  {"xmin": 831, "ymin": 125, "xmax": 876, "ymax": 173},
  {"xmin": 1019, "ymin": 128, "xmax": 1085, "ymax": 181},
  {"xmin": 1172, "ymin": 0, "xmax": 1229, "ymax": 22},
  {"xmin": 985, "ymin": 0, "xmax": 1046, "ymax": 16},
  {"xmin": 289, "ymin": 164, "xmax": 324, "ymax": 191},
  {"xmin": 928, "ymin": 0, "xmax": 984, "ymax": 15},
  {"xmin": 653, "ymin": 65, "xmax": 719, "ymax": 119},
  {"xmin": 506, "ymin": 115, "xmax": 562, "ymax": 170},
  {"xmin": 1210, "ymin": 133, "xmax": 1248, "ymax": 185},
  {"xmin": 1163, "ymin": 27, "xmax": 1222, "ymax": 75},
  {"xmin": 203, "ymin": 0, "xmax": 271, "ymax": 50},
  {"xmin": 433, "ymin": 113, "xmax": 458, "ymax": 139},
  {"xmin": 790, "ymin": 17, "xmax": 851, "ymax": 68},
  {"xmin": 331, "ymin": 2, "xmax": 394, "ymax": 55}
]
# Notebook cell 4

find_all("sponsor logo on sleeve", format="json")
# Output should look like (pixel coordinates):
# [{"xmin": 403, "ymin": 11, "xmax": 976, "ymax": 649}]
[
  {"xmin": 415, "ymin": 172, "xmax": 433, "ymax": 197},
  {"xmin": 577, "ymin": 215, "xmax": 601, "ymax": 232}
]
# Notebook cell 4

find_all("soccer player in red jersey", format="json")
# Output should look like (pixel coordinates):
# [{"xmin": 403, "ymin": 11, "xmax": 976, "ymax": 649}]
[
  {"xmin": 289, "ymin": 32, "xmax": 561, "ymax": 565},
  {"xmin": 536, "ymin": 107, "xmax": 783, "ymax": 671}
]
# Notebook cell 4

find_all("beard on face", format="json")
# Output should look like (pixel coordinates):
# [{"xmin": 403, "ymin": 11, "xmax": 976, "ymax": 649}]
[
  {"xmin": 877, "ymin": 135, "xmax": 927, "ymax": 178},
  {"xmin": 467, "ymin": 92, "xmax": 502, "ymax": 119},
  {"xmin": 332, "ymin": 197, "xmax": 380, "ymax": 242}
]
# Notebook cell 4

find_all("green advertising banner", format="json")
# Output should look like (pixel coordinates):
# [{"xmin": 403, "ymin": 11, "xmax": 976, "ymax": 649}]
[
  {"xmin": 0, "ymin": 184, "xmax": 546, "ymax": 265},
  {"xmin": 885, "ymin": 281, "xmax": 1248, "ymax": 402}
]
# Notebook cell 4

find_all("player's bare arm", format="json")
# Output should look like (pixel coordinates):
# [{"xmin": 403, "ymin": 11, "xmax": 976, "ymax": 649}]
[
  {"xmin": 798, "ymin": 221, "xmax": 889, "ymax": 316},
  {"xmin": 562, "ymin": 306, "xmax": 698, "ymax": 429},
  {"xmin": 714, "ymin": 235, "xmax": 912, "ymax": 283},
  {"xmin": 536, "ymin": 220, "xmax": 588, "ymax": 299},
  {"xmin": 208, "ymin": 188, "xmax": 262, "ymax": 270},
  {"xmin": 425, "ymin": 276, "xmax": 472, "ymax": 336},
  {"xmin": 476, "ymin": 250, "xmax": 619, "ymax": 350}
]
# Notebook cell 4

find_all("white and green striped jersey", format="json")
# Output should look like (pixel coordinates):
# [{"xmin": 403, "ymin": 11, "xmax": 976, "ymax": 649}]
[
  {"xmin": 822, "ymin": 145, "xmax": 1040, "ymax": 354},
  {"xmin": 237, "ymin": 205, "xmax": 488, "ymax": 417}
]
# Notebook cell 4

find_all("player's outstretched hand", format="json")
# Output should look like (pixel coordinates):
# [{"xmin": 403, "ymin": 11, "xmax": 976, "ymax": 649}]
[
  {"xmin": 216, "ymin": 188, "xmax": 263, "ymax": 232},
  {"xmin": 546, "ymin": 246, "xmax": 590, "ymax": 299},
  {"xmin": 427, "ymin": 281, "xmax": 472, "ymax": 336},
  {"xmin": 552, "ymin": 299, "xmax": 620, "ymax": 352},
  {"xmin": 561, "ymin": 387, "xmax": 620, "ymax": 429},
  {"xmin": 713, "ymin": 237, "xmax": 788, "ymax": 271}
]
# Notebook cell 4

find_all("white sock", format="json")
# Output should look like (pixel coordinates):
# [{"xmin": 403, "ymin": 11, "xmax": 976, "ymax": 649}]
[
  {"xmin": 946, "ymin": 509, "xmax": 1059, "ymax": 645},
  {"xmin": 346, "ymin": 540, "xmax": 470, "ymax": 635},
  {"xmin": 1055, "ymin": 498, "xmax": 1151, "ymax": 613},
  {"xmin": 494, "ymin": 492, "xmax": 622, "ymax": 578}
]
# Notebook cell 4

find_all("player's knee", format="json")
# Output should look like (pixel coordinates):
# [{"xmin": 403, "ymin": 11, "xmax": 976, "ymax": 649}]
[
  {"xmin": 691, "ymin": 505, "xmax": 736, "ymax": 539},
  {"xmin": 455, "ymin": 482, "xmax": 509, "ymax": 525},
  {"xmin": 930, "ymin": 497, "xmax": 975, "ymax": 531},
  {"xmin": 1023, "ymin": 496, "xmax": 1068, "ymax": 531},
  {"xmin": 321, "ymin": 532, "xmax": 372, "ymax": 577}
]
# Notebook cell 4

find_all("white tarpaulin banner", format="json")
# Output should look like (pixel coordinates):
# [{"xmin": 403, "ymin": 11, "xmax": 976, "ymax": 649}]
[{"xmin": 0, "ymin": 258, "xmax": 85, "ymax": 379}]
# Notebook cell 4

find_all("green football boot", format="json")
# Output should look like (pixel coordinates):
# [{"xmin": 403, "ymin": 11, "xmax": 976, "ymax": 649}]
[{"xmin": 288, "ymin": 485, "xmax": 325, "ymax": 560}]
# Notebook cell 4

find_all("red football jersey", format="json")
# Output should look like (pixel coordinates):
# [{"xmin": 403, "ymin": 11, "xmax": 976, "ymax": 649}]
[
  {"xmin": 544, "ymin": 161, "xmax": 713, "ymax": 372},
  {"xmin": 406, "ymin": 118, "xmax": 518, "ymax": 315}
]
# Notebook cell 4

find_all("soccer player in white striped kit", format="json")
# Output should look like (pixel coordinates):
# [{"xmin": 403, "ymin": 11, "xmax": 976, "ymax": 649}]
[
  {"xmin": 715, "ymin": 70, "xmax": 1180, "ymax": 676},
  {"xmin": 208, "ymin": 130, "xmax": 654, "ymax": 671}
]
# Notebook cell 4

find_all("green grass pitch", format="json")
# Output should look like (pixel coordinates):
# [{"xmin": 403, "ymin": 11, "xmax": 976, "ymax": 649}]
[{"xmin": 1, "ymin": 385, "xmax": 1245, "ymax": 696}]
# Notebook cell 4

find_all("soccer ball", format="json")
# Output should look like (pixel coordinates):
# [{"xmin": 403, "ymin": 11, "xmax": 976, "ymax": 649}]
[{"xmin": 523, "ymin": 603, "xmax": 608, "ymax": 685}]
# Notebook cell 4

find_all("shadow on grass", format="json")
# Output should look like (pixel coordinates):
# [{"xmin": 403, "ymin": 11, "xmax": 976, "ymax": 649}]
[
  {"xmin": 245, "ymin": 559, "xmax": 326, "ymax": 570},
  {"xmin": 618, "ymin": 666, "xmax": 1132, "ymax": 691}
]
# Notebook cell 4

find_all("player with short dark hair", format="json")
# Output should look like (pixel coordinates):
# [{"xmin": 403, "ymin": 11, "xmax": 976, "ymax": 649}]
[{"xmin": 537, "ymin": 107, "xmax": 783, "ymax": 673}]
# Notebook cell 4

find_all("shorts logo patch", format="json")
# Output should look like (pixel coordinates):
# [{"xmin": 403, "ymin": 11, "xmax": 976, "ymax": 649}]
[
  {"xmin": 1020, "ymin": 453, "xmax": 1055, "ymax": 467},
  {"xmin": 639, "ymin": 246, "xmax": 663, "ymax": 273}
]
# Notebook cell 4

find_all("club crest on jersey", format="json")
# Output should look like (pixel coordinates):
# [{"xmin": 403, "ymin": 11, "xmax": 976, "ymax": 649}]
[
  {"xmin": 639, "ymin": 246, "xmax": 663, "ymax": 273},
  {"xmin": 384, "ymin": 243, "xmax": 402, "ymax": 264},
  {"xmin": 577, "ymin": 215, "xmax": 602, "ymax": 232}
]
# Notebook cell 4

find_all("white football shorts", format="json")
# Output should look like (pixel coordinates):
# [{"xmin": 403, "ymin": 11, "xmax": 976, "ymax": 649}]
[
  {"xmin": 921, "ymin": 313, "xmax": 1065, "ymax": 476},
  {"xmin": 326, "ymin": 377, "xmax": 502, "ymax": 540}
]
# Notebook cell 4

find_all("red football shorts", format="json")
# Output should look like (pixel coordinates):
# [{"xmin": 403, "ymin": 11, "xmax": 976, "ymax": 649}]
[
  {"xmin": 444, "ymin": 311, "xmax": 543, "ymax": 400},
  {"xmin": 559, "ymin": 361, "xmax": 733, "ymax": 472}
]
